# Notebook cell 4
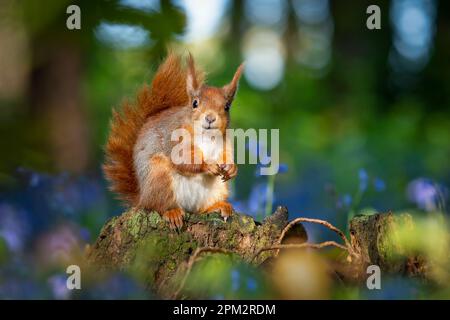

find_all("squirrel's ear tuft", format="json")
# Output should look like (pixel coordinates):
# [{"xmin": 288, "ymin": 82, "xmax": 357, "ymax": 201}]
[
  {"xmin": 223, "ymin": 63, "xmax": 244, "ymax": 101},
  {"xmin": 186, "ymin": 52, "xmax": 200, "ymax": 97}
]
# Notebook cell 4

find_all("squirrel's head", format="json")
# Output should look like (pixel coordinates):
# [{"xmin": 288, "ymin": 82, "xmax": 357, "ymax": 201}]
[{"xmin": 186, "ymin": 54, "xmax": 244, "ymax": 134}]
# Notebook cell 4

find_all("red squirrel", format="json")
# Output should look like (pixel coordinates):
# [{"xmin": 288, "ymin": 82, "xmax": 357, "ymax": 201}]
[{"xmin": 103, "ymin": 53, "xmax": 244, "ymax": 229}]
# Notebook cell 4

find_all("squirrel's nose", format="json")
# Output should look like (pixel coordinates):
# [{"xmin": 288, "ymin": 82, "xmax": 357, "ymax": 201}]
[{"xmin": 205, "ymin": 114, "xmax": 216, "ymax": 124}]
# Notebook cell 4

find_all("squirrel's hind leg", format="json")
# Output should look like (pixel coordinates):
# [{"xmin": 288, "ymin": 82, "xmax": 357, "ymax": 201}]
[
  {"xmin": 201, "ymin": 201, "xmax": 233, "ymax": 221},
  {"xmin": 138, "ymin": 154, "xmax": 185, "ymax": 230},
  {"xmin": 162, "ymin": 208, "xmax": 185, "ymax": 230}
]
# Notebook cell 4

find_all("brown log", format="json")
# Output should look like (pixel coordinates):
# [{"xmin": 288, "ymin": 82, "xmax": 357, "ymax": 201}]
[
  {"xmin": 86, "ymin": 206, "xmax": 304, "ymax": 297},
  {"xmin": 87, "ymin": 208, "xmax": 428, "ymax": 298}
]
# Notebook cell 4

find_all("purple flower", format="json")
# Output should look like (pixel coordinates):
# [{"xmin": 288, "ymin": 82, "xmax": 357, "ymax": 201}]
[
  {"xmin": 36, "ymin": 224, "xmax": 85, "ymax": 266},
  {"xmin": 407, "ymin": 178, "xmax": 447, "ymax": 212},
  {"xmin": 48, "ymin": 274, "xmax": 71, "ymax": 300},
  {"xmin": 0, "ymin": 203, "xmax": 30, "ymax": 253}
]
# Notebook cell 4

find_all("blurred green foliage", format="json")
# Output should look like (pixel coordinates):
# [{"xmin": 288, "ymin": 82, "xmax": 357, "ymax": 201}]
[{"xmin": 0, "ymin": 0, "xmax": 450, "ymax": 300}]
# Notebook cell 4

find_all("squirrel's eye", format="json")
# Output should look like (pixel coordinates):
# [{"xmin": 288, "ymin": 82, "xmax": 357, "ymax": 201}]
[
  {"xmin": 224, "ymin": 101, "xmax": 231, "ymax": 111},
  {"xmin": 192, "ymin": 99, "xmax": 199, "ymax": 108}
]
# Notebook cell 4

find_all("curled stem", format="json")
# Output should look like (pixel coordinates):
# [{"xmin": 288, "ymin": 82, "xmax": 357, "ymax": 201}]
[{"xmin": 250, "ymin": 241, "xmax": 348, "ymax": 263}]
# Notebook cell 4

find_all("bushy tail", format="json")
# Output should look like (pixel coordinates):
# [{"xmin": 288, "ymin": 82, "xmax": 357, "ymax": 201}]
[{"xmin": 103, "ymin": 53, "xmax": 189, "ymax": 205}]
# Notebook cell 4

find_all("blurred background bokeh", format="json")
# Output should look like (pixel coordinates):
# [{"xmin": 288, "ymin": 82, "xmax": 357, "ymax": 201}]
[{"xmin": 0, "ymin": 0, "xmax": 449, "ymax": 299}]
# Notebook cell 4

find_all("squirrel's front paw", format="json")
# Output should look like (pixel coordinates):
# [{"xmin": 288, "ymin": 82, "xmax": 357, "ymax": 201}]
[
  {"xmin": 219, "ymin": 163, "xmax": 238, "ymax": 182},
  {"xmin": 162, "ymin": 208, "xmax": 185, "ymax": 230},
  {"xmin": 204, "ymin": 163, "xmax": 222, "ymax": 176},
  {"xmin": 202, "ymin": 201, "xmax": 233, "ymax": 222}
]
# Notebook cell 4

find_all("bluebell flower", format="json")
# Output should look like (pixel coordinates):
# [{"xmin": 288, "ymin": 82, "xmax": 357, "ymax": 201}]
[
  {"xmin": 48, "ymin": 274, "xmax": 71, "ymax": 300},
  {"xmin": 83, "ymin": 274, "xmax": 149, "ymax": 299},
  {"xmin": 229, "ymin": 183, "xmax": 273, "ymax": 218},
  {"xmin": 358, "ymin": 169, "xmax": 368, "ymax": 191},
  {"xmin": 0, "ymin": 203, "xmax": 30, "ymax": 253},
  {"xmin": 248, "ymin": 183, "xmax": 270, "ymax": 215},
  {"xmin": 79, "ymin": 228, "xmax": 91, "ymax": 242},
  {"xmin": 363, "ymin": 277, "xmax": 421, "ymax": 300},
  {"xmin": 29, "ymin": 172, "xmax": 42, "ymax": 187},
  {"xmin": 246, "ymin": 278, "xmax": 258, "ymax": 292},
  {"xmin": 16, "ymin": 167, "xmax": 47, "ymax": 187},
  {"xmin": 278, "ymin": 163, "xmax": 288, "ymax": 174},
  {"xmin": 342, "ymin": 194, "xmax": 352, "ymax": 207},
  {"xmin": 231, "ymin": 269, "xmax": 240, "ymax": 292},
  {"xmin": 373, "ymin": 177, "xmax": 386, "ymax": 192},
  {"xmin": 254, "ymin": 163, "xmax": 287, "ymax": 176},
  {"xmin": 407, "ymin": 178, "xmax": 447, "ymax": 212},
  {"xmin": 0, "ymin": 278, "xmax": 43, "ymax": 299},
  {"xmin": 229, "ymin": 200, "xmax": 247, "ymax": 213}
]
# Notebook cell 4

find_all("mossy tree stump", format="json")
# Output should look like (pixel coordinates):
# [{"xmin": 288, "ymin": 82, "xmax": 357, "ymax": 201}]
[
  {"xmin": 348, "ymin": 212, "xmax": 427, "ymax": 280},
  {"xmin": 86, "ymin": 206, "xmax": 301, "ymax": 297},
  {"xmin": 87, "ymin": 208, "xmax": 428, "ymax": 297}
]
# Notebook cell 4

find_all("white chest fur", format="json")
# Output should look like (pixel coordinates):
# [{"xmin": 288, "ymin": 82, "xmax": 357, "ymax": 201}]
[
  {"xmin": 172, "ymin": 131, "xmax": 228, "ymax": 212},
  {"xmin": 195, "ymin": 131, "xmax": 223, "ymax": 163},
  {"xmin": 172, "ymin": 173, "xmax": 226, "ymax": 213}
]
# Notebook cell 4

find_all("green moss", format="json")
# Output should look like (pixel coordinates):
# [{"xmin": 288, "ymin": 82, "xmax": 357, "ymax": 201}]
[
  {"xmin": 107, "ymin": 216, "xmax": 118, "ymax": 228},
  {"xmin": 127, "ymin": 211, "xmax": 144, "ymax": 239},
  {"xmin": 166, "ymin": 260, "xmax": 177, "ymax": 271},
  {"xmin": 190, "ymin": 212, "xmax": 224, "ymax": 225},
  {"xmin": 148, "ymin": 211, "xmax": 162, "ymax": 228},
  {"xmin": 237, "ymin": 215, "xmax": 256, "ymax": 233},
  {"xmin": 129, "ymin": 230, "xmax": 199, "ymax": 285},
  {"xmin": 351, "ymin": 214, "xmax": 372, "ymax": 224}
]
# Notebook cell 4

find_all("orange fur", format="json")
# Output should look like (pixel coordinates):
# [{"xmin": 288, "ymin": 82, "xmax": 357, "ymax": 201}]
[
  {"xmin": 104, "ymin": 52, "xmax": 243, "ymax": 224},
  {"xmin": 162, "ymin": 208, "xmax": 185, "ymax": 230},
  {"xmin": 201, "ymin": 201, "xmax": 233, "ymax": 218},
  {"xmin": 138, "ymin": 154, "xmax": 177, "ymax": 212},
  {"xmin": 103, "ymin": 53, "xmax": 193, "ymax": 205}
]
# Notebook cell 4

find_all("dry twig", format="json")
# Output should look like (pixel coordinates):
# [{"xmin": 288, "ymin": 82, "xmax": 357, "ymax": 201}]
[
  {"xmin": 276, "ymin": 217, "xmax": 357, "ymax": 258},
  {"xmin": 250, "ymin": 241, "xmax": 348, "ymax": 262},
  {"xmin": 173, "ymin": 217, "xmax": 359, "ymax": 299}
]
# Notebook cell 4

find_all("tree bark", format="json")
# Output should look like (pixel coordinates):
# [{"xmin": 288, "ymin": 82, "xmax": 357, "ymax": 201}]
[
  {"xmin": 86, "ymin": 206, "xmax": 305, "ymax": 297},
  {"xmin": 87, "ymin": 209, "xmax": 427, "ymax": 297},
  {"xmin": 348, "ymin": 212, "xmax": 427, "ymax": 279}
]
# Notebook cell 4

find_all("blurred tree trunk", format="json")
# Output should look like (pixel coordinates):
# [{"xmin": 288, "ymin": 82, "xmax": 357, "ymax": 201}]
[{"xmin": 29, "ymin": 43, "xmax": 90, "ymax": 173}]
